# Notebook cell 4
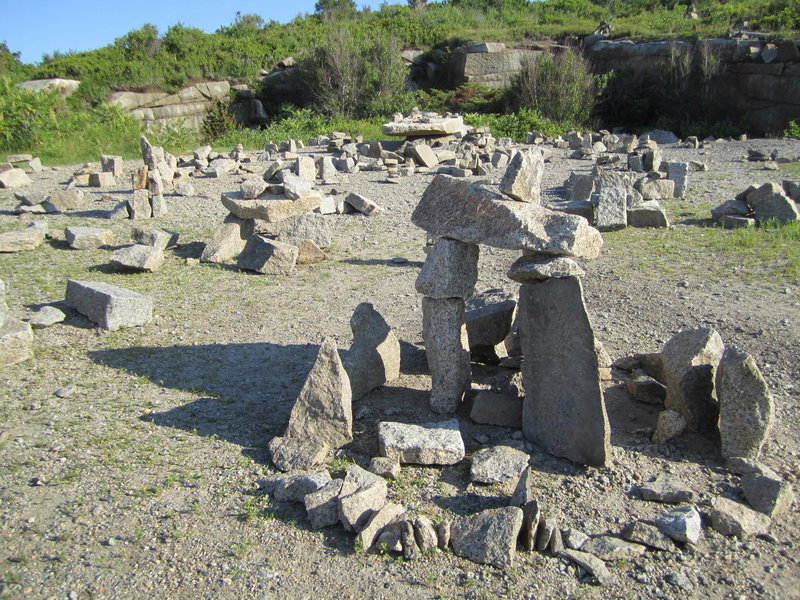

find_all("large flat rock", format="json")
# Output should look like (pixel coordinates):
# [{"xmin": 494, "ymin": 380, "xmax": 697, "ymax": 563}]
[
  {"xmin": 382, "ymin": 114, "xmax": 465, "ymax": 137},
  {"xmin": 378, "ymin": 419, "xmax": 465, "ymax": 465},
  {"xmin": 412, "ymin": 175, "xmax": 602, "ymax": 258},
  {"xmin": 221, "ymin": 191, "xmax": 321, "ymax": 223}
]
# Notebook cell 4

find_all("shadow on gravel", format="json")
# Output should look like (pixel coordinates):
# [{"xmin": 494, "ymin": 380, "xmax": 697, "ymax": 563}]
[
  {"xmin": 340, "ymin": 258, "xmax": 425, "ymax": 269},
  {"xmin": 89, "ymin": 341, "xmax": 320, "ymax": 457},
  {"xmin": 174, "ymin": 242, "xmax": 204, "ymax": 259}
]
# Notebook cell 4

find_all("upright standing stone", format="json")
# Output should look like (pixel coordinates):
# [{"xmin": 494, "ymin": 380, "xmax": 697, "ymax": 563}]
[
  {"xmin": 201, "ymin": 214, "xmax": 256, "ymax": 263},
  {"xmin": 415, "ymin": 238, "xmax": 479, "ymax": 300},
  {"xmin": 342, "ymin": 303, "xmax": 401, "ymax": 401},
  {"xmin": 716, "ymin": 344, "xmax": 774, "ymax": 460},
  {"xmin": 593, "ymin": 171, "xmax": 628, "ymax": 231},
  {"xmin": 661, "ymin": 328, "xmax": 724, "ymax": 432},
  {"xmin": 422, "ymin": 297, "xmax": 471, "ymax": 413},
  {"xmin": 284, "ymin": 337, "xmax": 353, "ymax": 449},
  {"xmin": 667, "ymin": 162, "xmax": 689, "ymax": 198},
  {"xmin": 128, "ymin": 189, "xmax": 152, "ymax": 220},
  {"xmin": 499, "ymin": 149, "xmax": 544, "ymax": 203},
  {"xmin": 519, "ymin": 277, "xmax": 610, "ymax": 467}
]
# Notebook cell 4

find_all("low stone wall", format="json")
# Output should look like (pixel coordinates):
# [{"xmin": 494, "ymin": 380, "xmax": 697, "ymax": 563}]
[{"xmin": 106, "ymin": 81, "xmax": 231, "ymax": 131}]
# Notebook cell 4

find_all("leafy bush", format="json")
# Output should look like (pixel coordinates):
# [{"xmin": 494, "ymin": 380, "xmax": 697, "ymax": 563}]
[
  {"xmin": 509, "ymin": 48, "xmax": 597, "ymax": 126},
  {"xmin": 785, "ymin": 120, "xmax": 800, "ymax": 139},
  {"xmin": 464, "ymin": 108, "xmax": 566, "ymax": 140},
  {"xmin": 201, "ymin": 98, "xmax": 241, "ymax": 142}
]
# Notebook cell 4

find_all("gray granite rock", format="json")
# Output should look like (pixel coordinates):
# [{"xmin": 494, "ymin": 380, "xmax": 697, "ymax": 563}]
[
  {"xmin": 237, "ymin": 236, "xmax": 298, "ymax": 275},
  {"xmin": 0, "ymin": 221, "xmax": 48, "ymax": 252},
  {"xmin": 655, "ymin": 505, "xmax": 702, "ymax": 544},
  {"xmin": 465, "ymin": 289, "xmax": 516, "ymax": 355},
  {"xmin": 65, "ymin": 280, "xmax": 152, "ymax": 331},
  {"xmin": 450, "ymin": 507, "xmax": 523, "ymax": 568},
  {"xmin": 304, "ymin": 479, "xmax": 344, "ymax": 528},
  {"xmin": 470, "ymin": 390, "xmax": 522, "ymax": 428},
  {"xmin": 338, "ymin": 479, "xmax": 387, "ymax": 533},
  {"xmin": 272, "ymin": 470, "xmax": 332, "ymax": 503},
  {"xmin": 507, "ymin": 254, "xmax": 584, "ymax": 283},
  {"xmin": 499, "ymin": 149, "xmax": 544, "ymax": 203},
  {"xmin": 241, "ymin": 176, "xmax": 268, "ymax": 199},
  {"xmin": 65, "ymin": 226, "xmax": 113, "ymax": 250},
  {"xmin": 281, "ymin": 172, "xmax": 315, "ymax": 200},
  {"xmin": 356, "ymin": 503, "xmax": 406, "ymax": 550},
  {"xmin": 221, "ymin": 191, "xmax": 321, "ymax": 223},
  {"xmin": 519, "ymin": 277, "xmax": 610, "ymax": 467},
  {"xmin": 563, "ymin": 528, "xmax": 590, "ymax": 551},
  {"xmin": 559, "ymin": 550, "xmax": 615, "ymax": 585},
  {"xmin": 422, "ymin": 297, "xmax": 471, "ymax": 413},
  {"xmin": 627, "ymin": 200, "xmax": 670, "ymax": 228},
  {"xmin": 510, "ymin": 468, "xmax": 537, "ymax": 507},
  {"xmin": 652, "ymin": 409, "xmax": 687, "ymax": 443},
  {"xmin": 413, "ymin": 515, "xmax": 438, "ymax": 553},
  {"xmin": 264, "ymin": 213, "xmax": 332, "ymax": 249},
  {"xmin": 342, "ymin": 303, "xmax": 400, "ymax": 402},
  {"xmin": 661, "ymin": 327, "xmax": 724, "ymax": 432},
  {"xmin": 132, "ymin": 227, "xmax": 180, "ymax": 250},
  {"xmin": 626, "ymin": 375, "xmax": 667, "ymax": 405},
  {"xmin": 200, "ymin": 214, "xmax": 256, "ymax": 263},
  {"xmin": 593, "ymin": 171, "xmax": 628, "ymax": 231},
  {"xmin": 741, "ymin": 473, "xmax": 795, "ymax": 517},
  {"xmin": 622, "ymin": 520, "xmax": 676, "ymax": 552},
  {"xmin": 284, "ymin": 337, "xmax": 352, "ymax": 450},
  {"xmin": 110, "ymin": 244, "xmax": 165, "ymax": 272},
  {"xmin": 43, "ymin": 189, "xmax": 85, "ymax": 212},
  {"xmin": 667, "ymin": 162, "xmax": 689, "ymax": 197},
  {"xmin": 746, "ymin": 182, "xmax": 799, "ymax": 223},
  {"xmin": 127, "ymin": 189, "xmax": 152, "ymax": 219},
  {"xmin": 368, "ymin": 457, "xmax": 400, "ymax": 480},
  {"xmin": 710, "ymin": 496, "xmax": 771, "ymax": 538},
  {"xmin": 640, "ymin": 475, "xmax": 697, "ymax": 504},
  {"xmin": 470, "ymin": 445, "xmax": 530, "ymax": 484},
  {"xmin": 0, "ymin": 317, "xmax": 34, "ymax": 367},
  {"xmin": 415, "ymin": 238, "xmax": 479, "ymax": 300},
  {"xmin": 268, "ymin": 436, "xmax": 330, "ymax": 472},
  {"xmin": 345, "ymin": 192, "xmax": 383, "ymax": 216},
  {"xmin": 520, "ymin": 500, "xmax": 541, "ymax": 551},
  {"xmin": 412, "ymin": 175, "xmax": 603, "ymax": 259},
  {"xmin": 716, "ymin": 344, "xmax": 774, "ymax": 460},
  {"xmin": 378, "ymin": 419, "xmax": 465, "ymax": 465},
  {"xmin": 28, "ymin": 306, "xmax": 66, "ymax": 329},
  {"xmin": 581, "ymin": 535, "xmax": 647, "ymax": 560}
]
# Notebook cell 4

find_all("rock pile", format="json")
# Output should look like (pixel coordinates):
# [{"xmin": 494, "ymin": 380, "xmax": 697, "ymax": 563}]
[{"xmin": 711, "ymin": 181, "xmax": 799, "ymax": 227}]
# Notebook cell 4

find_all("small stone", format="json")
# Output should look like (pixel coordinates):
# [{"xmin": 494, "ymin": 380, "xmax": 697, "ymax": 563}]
[
  {"xmin": 345, "ymin": 192, "xmax": 383, "ymax": 216},
  {"xmin": 741, "ymin": 473, "xmax": 795, "ymax": 517},
  {"xmin": 413, "ymin": 515, "xmax": 438, "ymax": 553},
  {"xmin": 652, "ymin": 409, "xmax": 686, "ymax": 444},
  {"xmin": 28, "ymin": 306, "xmax": 66, "ymax": 329},
  {"xmin": 304, "ymin": 479, "xmax": 344, "ymax": 529},
  {"xmin": 54, "ymin": 383, "xmax": 77, "ymax": 398},
  {"xmin": 626, "ymin": 376, "xmax": 667, "ymax": 405},
  {"xmin": 368, "ymin": 457, "xmax": 400, "ymax": 480},
  {"xmin": 272, "ymin": 470, "xmax": 331, "ymax": 503},
  {"xmin": 621, "ymin": 520, "xmax": 676, "ymax": 552},
  {"xmin": 470, "ymin": 445, "xmax": 530, "ymax": 484},
  {"xmin": 559, "ymin": 549, "xmax": 615, "ymax": 585},
  {"xmin": 450, "ymin": 507, "xmax": 523, "ymax": 568},
  {"xmin": 507, "ymin": 255, "xmax": 584, "ymax": 283},
  {"xmin": 236, "ymin": 237, "xmax": 298, "ymax": 275},
  {"xmin": 65, "ymin": 226, "xmax": 114, "ymax": 250},
  {"xmin": 640, "ymin": 475, "xmax": 696, "ymax": 504},
  {"xmin": 655, "ymin": 505, "xmax": 702, "ymax": 544},
  {"xmin": 563, "ymin": 528, "xmax": 589, "ymax": 551},
  {"xmin": 581, "ymin": 536, "xmax": 647, "ymax": 560},
  {"xmin": 710, "ymin": 496, "xmax": 771, "ymax": 538},
  {"xmin": 356, "ymin": 503, "xmax": 406, "ymax": 550},
  {"xmin": 499, "ymin": 149, "xmax": 544, "ymax": 203},
  {"xmin": 378, "ymin": 419, "xmax": 465, "ymax": 465},
  {"xmin": 109, "ymin": 245, "xmax": 165, "ymax": 272},
  {"xmin": 269, "ymin": 436, "xmax": 330, "ymax": 472},
  {"xmin": 338, "ymin": 479, "xmax": 387, "ymax": 533}
]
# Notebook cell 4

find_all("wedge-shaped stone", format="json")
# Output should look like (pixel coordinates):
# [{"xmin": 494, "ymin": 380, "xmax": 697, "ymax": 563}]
[
  {"xmin": 519, "ymin": 277, "xmax": 610, "ymax": 467},
  {"xmin": 710, "ymin": 496, "xmax": 771, "ymax": 538},
  {"xmin": 127, "ymin": 189, "xmax": 151, "ymax": 219},
  {"xmin": 411, "ymin": 144, "xmax": 439, "ymax": 169},
  {"xmin": 65, "ymin": 226, "xmax": 113, "ymax": 250},
  {"xmin": 356, "ymin": 503, "xmax": 407, "ymax": 551},
  {"xmin": 237, "ymin": 236, "xmax": 298, "ymax": 275},
  {"xmin": 559, "ymin": 549, "xmax": 615, "ymax": 585},
  {"xmin": 621, "ymin": 520, "xmax": 676, "ymax": 552},
  {"xmin": 201, "ymin": 214, "xmax": 255, "ymax": 263},
  {"xmin": 304, "ymin": 479, "xmax": 343, "ymax": 529},
  {"xmin": 378, "ymin": 419, "xmax": 465, "ymax": 465},
  {"xmin": 422, "ymin": 297, "xmax": 471, "ymax": 413},
  {"xmin": 110, "ymin": 244, "xmax": 165, "ymax": 272},
  {"xmin": 0, "ymin": 317, "xmax": 34, "ymax": 367},
  {"xmin": 132, "ymin": 227, "xmax": 179, "ymax": 250},
  {"xmin": 44, "ymin": 189, "xmax": 85, "ymax": 212},
  {"xmin": 655, "ymin": 505, "xmax": 702, "ymax": 544},
  {"xmin": 661, "ymin": 327, "xmax": 724, "ymax": 432},
  {"xmin": 284, "ymin": 337, "xmax": 352, "ymax": 451},
  {"xmin": 65, "ymin": 280, "xmax": 152, "ymax": 331},
  {"xmin": 345, "ymin": 192, "xmax": 383, "ymax": 216},
  {"xmin": 741, "ymin": 473, "xmax": 795, "ymax": 517},
  {"xmin": 0, "ymin": 221, "xmax": 48, "ymax": 252},
  {"xmin": 499, "ymin": 149, "xmax": 544, "ymax": 203},
  {"xmin": 450, "ymin": 507, "xmax": 523, "ymax": 568},
  {"xmin": 415, "ymin": 238, "xmax": 479, "ymax": 300},
  {"xmin": 269, "ymin": 436, "xmax": 330, "ymax": 472},
  {"xmin": 412, "ymin": 175, "xmax": 602, "ymax": 258},
  {"xmin": 716, "ymin": 344, "xmax": 774, "ymax": 460},
  {"xmin": 221, "ymin": 191, "xmax": 321, "ymax": 223},
  {"xmin": 338, "ymin": 480, "xmax": 387, "ymax": 533},
  {"xmin": 342, "ymin": 303, "xmax": 400, "ymax": 402},
  {"xmin": 0, "ymin": 168, "xmax": 32, "ymax": 188},
  {"xmin": 272, "ymin": 470, "xmax": 331, "ymax": 503}
]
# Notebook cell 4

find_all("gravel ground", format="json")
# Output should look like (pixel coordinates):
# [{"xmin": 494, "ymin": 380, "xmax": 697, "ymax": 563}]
[{"xmin": 0, "ymin": 136, "xmax": 799, "ymax": 600}]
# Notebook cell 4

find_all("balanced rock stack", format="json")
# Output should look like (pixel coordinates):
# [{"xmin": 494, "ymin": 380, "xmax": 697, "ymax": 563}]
[
  {"xmin": 126, "ymin": 136, "xmax": 177, "ymax": 219},
  {"xmin": 413, "ymin": 152, "xmax": 609, "ymax": 467}
]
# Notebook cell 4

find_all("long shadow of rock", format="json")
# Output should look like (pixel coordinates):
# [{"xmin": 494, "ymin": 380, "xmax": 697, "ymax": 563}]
[
  {"xmin": 89, "ymin": 342, "xmax": 319, "ymax": 458},
  {"xmin": 339, "ymin": 258, "xmax": 425, "ymax": 269}
]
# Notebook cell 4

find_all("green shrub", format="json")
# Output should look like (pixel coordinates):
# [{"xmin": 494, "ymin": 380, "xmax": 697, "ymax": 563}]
[
  {"xmin": 201, "ymin": 98, "xmax": 241, "ymax": 142},
  {"xmin": 509, "ymin": 48, "xmax": 597, "ymax": 126},
  {"xmin": 784, "ymin": 120, "xmax": 800, "ymax": 139},
  {"xmin": 464, "ymin": 108, "xmax": 566, "ymax": 140}
]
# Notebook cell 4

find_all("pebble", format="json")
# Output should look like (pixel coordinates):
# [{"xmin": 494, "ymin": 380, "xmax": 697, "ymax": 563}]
[{"xmin": 54, "ymin": 384, "xmax": 77, "ymax": 398}]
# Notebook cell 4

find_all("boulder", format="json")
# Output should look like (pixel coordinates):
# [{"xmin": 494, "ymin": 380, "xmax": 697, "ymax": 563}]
[
  {"xmin": 741, "ymin": 473, "xmax": 795, "ymax": 517},
  {"xmin": 0, "ymin": 318, "xmax": 34, "ymax": 367},
  {"xmin": 236, "ymin": 236, "xmax": 299, "ymax": 275},
  {"xmin": 65, "ymin": 280, "xmax": 152, "ymax": 331},
  {"xmin": 0, "ymin": 221, "xmax": 48, "ymax": 252},
  {"xmin": 421, "ymin": 297, "xmax": 471, "ymax": 413},
  {"xmin": 342, "ymin": 303, "xmax": 400, "ymax": 402},
  {"xmin": 293, "ymin": 239, "xmax": 327, "ymax": 264},
  {"xmin": 200, "ymin": 214, "xmax": 256, "ymax": 263},
  {"xmin": 470, "ymin": 445, "xmax": 530, "ymax": 484},
  {"xmin": 377, "ymin": 419, "xmax": 465, "ymax": 465},
  {"xmin": 746, "ymin": 182, "xmax": 799, "ymax": 223},
  {"xmin": 89, "ymin": 172, "xmax": 115, "ymax": 188},
  {"xmin": 592, "ymin": 171, "xmax": 628, "ymax": 231},
  {"xmin": 415, "ymin": 238, "xmax": 479, "ymax": 300},
  {"xmin": 284, "ymin": 337, "xmax": 352, "ymax": 450},
  {"xmin": 655, "ymin": 505, "xmax": 702, "ymax": 544},
  {"xmin": 716, "ymin": 344, "xmax": 774, "ymax": 460},
  {"xmin": 710, "ymin": 496, "xmax": 771, "ymax": 538},
  {"xmin": 221, "ymin": 191, "xmax": 322, "ymax": 223},
  {"xmin": 499, "ymin": 149, "xmax": 544, "ymax": 203},
  {"xmin": 368, "ymin": 457, "xmax": 400, "ymax": 480},
  {"xmin": 627, "ymin": 200, "xmax": 669, "ymax": 228},
  {"xmin": 264, "ymin": 213, "xmax": 332, "ymax": 249},
  {"xmin": 412, "ymin": 175, "xmax": 602, "ymax": 259},
  {"xmin": 661, "ymin": 328, "xmax": 724, "ymax": 432},
  {"xmin": 65, "ymin": 226, "xmax": 113, "ymax": 250},
  {"xmin": 43, "ymin": 189, "xmax": 85, "ymax": 212},
  {"xmin": 268, "ymin": 436, "xmax": 330, "ymax": 472},
  {"xmin": 304, "ymin": 479, "xmax": 344, "ymax": 528},
  {"xmin": 666, "ymin": 162, "xmax": 689, "ymax": 197},
  {"xmin": 519, "ymin": 277, "xmax": 610, "ymax": 467},
  {"xmin": 0, "ymin": 168, "xmax": 32, "ymax": 188},
  {"xmin": 450, "ymin": 507, "xmax": 523, "ymax": 568},
  {"xmin": 109, "ymin": 245, "xmax": 165, "ymax": 272},
  {"xmin": 345, "ymin": 192, "xmax": 383, "ymax": 216}
]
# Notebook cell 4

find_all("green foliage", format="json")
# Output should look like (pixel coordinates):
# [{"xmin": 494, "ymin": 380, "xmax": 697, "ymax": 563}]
[
  {"xmin": 509, "ymin": 48, "xmax": 597, "ymax": 126},
  {"xmin": 0, "ymin": 44, "xmax": 33, "ymax": 82},
  {"xmin": 417, "ymin": 83, "xmax": 506, "ymax": 114},
  {"xmin": 784, "ymin": 120, "xmax": 800, "ymax": 139},
  {"xmin": 201, "ymin": 97, "xmax": 241, "ymax": 142},
  {"xmin": 464, "ymin": 108, "xmax": 566, "ymax": 140}
]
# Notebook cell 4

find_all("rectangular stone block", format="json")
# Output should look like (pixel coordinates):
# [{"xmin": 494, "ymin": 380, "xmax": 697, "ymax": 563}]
[
  {"xmin": 422, "ymin": 297, "xmax": 471, "ymax": 413},
  {"xmin": 65, "ymin": 280, "xmax": 153, "ymax": 331}
]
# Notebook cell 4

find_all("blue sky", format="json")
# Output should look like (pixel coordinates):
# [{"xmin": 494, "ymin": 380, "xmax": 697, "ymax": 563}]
[{"xmin": 2, "ymin": 0, "xmax": 392, "ymax": 64}]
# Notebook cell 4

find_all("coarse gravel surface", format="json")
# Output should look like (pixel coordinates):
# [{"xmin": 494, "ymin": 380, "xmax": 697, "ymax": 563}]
[{"xmin": 0, "ymin": 136, "xmax": 799, "ymax": 600}]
